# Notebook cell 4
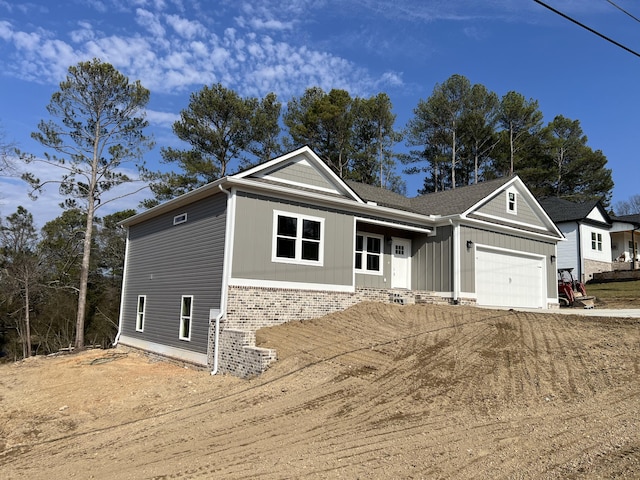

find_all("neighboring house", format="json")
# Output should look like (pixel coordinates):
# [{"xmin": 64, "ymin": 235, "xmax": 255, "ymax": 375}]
[
  {"xmin": 538, "ymin": 197, "xmax": 613, "ymax": 282},
  {"xmin": 610, "ymin": 213, "xmax": 640, "ymax": 268},
  {"xmin": 116, "ymin": 146, "xmax": 563, "ymax": 377}
]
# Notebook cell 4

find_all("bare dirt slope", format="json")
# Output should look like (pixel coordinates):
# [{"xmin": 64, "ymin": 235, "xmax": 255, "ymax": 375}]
[{"xmin": 1, "ymin": 303, "xmax": 640, "ymax": 479}]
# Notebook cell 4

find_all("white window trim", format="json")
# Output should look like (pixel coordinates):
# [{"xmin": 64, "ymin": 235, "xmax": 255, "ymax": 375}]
[
  {"xmin": 179, "ymin": 295, "xmax": 193, "ymax": 341},
  {"xmin": 135, "ymin": 295, "xmax": 146, "ymax": 332},
  {"xmin": 506, "ymin": 189, "xmax": 517, "ymax": 215},
  {"xmin": 271, "ymin": 210, "xmax": 325, "ymax": 266},
  {"xmin": 173, "ymin": 212, "xmax": 188, "ymax": 225},
  {"xmin": 591, "ymin": 232, "xmax": 603, "ymax": 251},
  {"xmin": 354, "ymin": 232, "xmax": 384, "ymax": 276}
]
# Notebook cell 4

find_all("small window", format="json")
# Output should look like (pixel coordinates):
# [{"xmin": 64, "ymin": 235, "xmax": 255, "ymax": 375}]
[
  {"xmin": 173, "ymin": 213, "xmax": 187, "ymax": 225},
  {"xmin": 507, "ymin": 191, "xmax": 517, "ymax": 214},
  {"xmin": 355, "ymin": 233, "xmax": 383, "ymax": 275},
  {"xmin": 179, "ymin": 295, "xmax": 193, "ymax": 341},
  {"xmin": 591, "ymin": 232, "xmax": 602, "ymax": 251},
  {"xmin": 272, "ymin": 211, "xmax": 324, "ymax": 265},
  {"xmin": 136, "ymin": 295, "xmax": 146, "ymax": 332}
]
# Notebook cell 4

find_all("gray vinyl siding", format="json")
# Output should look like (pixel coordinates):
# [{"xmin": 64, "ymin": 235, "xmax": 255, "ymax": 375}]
[
  {"xmin": 413, "ymin": 224, "xmax": 453, "ymax": 292},
  {"xmin": 265, "ymin": 162, "xmax": 335, "ymax": 191},
  {"xmin": 232, "ymin": 193, "xmax": 353, "ymax": 286},
  {"xmin": 476, "ymin": 192, "xmax": 546, "ymax": 228},
  {"xmin": 120, "ymin": 194, "xmax": 227, "ymax": 354},
  {"xmin": 460, "ymin": 225, "xmax": 556, "ymax": 297}
]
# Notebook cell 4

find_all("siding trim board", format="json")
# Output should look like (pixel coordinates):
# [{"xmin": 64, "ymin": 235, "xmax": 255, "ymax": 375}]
[
  {"xmin": 228, "ymin": 276, "xmax": 355, "ymax": 292},
  {"xmin": 472, "ymin": 211, "xmax": 550, "ymax": 232},
  {"xmin": 118, "ymin": 335, "xmax": 208, "ymax": 366}
]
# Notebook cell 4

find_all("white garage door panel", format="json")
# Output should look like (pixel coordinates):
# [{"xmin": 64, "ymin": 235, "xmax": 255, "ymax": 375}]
[{"xmin": 476, "ymin": 248, "xmax": 544, "ymax": 309}]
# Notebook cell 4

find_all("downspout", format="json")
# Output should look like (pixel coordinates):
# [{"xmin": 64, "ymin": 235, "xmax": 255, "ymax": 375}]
[
  {"xmin": 450, "ymin": 219, "xmax": 461, "ymax": 304},
  {"xmin": 577, "ymin": 222, "xmax": 583, "ymax": 282},
  {"xmin": 113, "ymin": 227, "xmax": 131, "ymax": 347},
  {"xmin": 632, "ymin": 225, "xmax": 639, "ymax": 270},
  {"xmin": 211, "ymin": 184, "xmax": 234, "ymax": 375}
]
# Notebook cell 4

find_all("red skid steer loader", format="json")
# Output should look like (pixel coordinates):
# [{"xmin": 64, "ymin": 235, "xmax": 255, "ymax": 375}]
[{"xmin": 557, "ymin": 268, "xmax": 595, "ymax": 309}]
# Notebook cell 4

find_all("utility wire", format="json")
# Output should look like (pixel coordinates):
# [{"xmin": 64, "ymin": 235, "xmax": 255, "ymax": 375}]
[
  {"xmin": 533, "ymin": 0, "xmax": 640, "ymax": 59},
  {"xmin": 605, "ymin": 0, "xmax": 640, "ymax": 24}
]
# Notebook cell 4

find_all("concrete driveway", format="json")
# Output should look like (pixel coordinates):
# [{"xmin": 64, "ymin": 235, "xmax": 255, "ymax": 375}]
[
  {"xmin": 480, "ymin": 306, "xmax": 640, "ymax": 318},
  {"xmin": 547, "ymin": 307, "xmax": 640, "ymax": 318}
]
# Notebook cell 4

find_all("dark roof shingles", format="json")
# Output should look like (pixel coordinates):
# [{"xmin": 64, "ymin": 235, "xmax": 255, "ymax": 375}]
[{"xmin": 347, "ymin": 176, "xmax": 515, "ymax": 217}]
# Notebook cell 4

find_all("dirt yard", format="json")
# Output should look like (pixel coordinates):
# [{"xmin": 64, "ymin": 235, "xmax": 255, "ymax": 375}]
[{"xmin": 1, "ymin": 303, "xmax": 639, "ymax": 479}]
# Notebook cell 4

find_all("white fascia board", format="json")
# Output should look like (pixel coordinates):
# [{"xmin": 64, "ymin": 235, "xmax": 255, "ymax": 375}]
[
  {"xmin": 227, "ymin": 177, "xmax": 434, "ymax": 228},
  {"xmin": 462, "ymin": 176, "xmax": 519, "ymax": 216},
  {"xmin": 459, "ymin": 216, "xmax": 566, "ymax": 242},
  {"xmin": 461, "ymin": 176, "xmax": 563, "ymax": 239},
  {"xmin": 354, "ymin": 217, "xmax": 431, "ymax": 234}
]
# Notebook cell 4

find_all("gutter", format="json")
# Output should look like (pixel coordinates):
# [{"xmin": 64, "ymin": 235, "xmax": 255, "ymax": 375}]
[{"xmin": 211, "ymin": 184, "xmax": 235, "ymax": 375}]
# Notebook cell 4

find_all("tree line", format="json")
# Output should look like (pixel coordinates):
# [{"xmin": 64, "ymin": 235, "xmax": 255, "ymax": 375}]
[{"xmin": 0, "ymin": 59, "xmax": 621, "ymax": 359}]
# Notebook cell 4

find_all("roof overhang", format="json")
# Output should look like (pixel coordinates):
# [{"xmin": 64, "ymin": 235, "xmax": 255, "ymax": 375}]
[{"xmin": 120, "ymin": 175, "xmax": 435, "ymax": 230}]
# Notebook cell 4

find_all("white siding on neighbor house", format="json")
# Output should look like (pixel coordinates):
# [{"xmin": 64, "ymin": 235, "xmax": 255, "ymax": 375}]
[
  {"xmin": 557, "ymin": 224, "xmax": 579, "ymax": 272},
  {"xmin": 586, "ymin": 207, "xmax": 608, "ymax": 224},
  {"xmin": 580, "ymin": 224, "xmax": 611, "ymax": 263}
]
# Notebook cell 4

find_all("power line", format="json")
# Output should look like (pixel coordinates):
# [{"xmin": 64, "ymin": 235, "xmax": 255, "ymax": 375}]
[
  {"xmin": 533, "ymin": 0, "xmax": 640, "ymax": 59},
  {"xmin": 605, "ymin": 0, "xmax": 640, "ymax": 24}
]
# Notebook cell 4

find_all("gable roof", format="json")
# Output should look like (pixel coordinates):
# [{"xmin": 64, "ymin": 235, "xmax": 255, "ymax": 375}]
[
  {"xmin": 538, "ymin": 197, "xmax": 611, "ymax": 225},
  {"xmin": 409, "ymin": 176, "xmax": 514, "ymax": 216},
  {"xmin": 234, "ymin": 146, "xmax": 363, "ymax": 202},
  {"xmin": 345, "ymin": 180, "xmax": 415, "ymax": 211},
  {"xmin": 347, "ymin": 176, "xmax": 515, "ymax": 217}
]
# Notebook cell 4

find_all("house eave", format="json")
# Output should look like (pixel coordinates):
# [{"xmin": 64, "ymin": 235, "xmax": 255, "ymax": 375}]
[
  {"xmin": 119, "ymin": 177, "xmax": 229, "ymax": 227},
  {"xmin": 227, "ymin": 177, "xmax": 434, "ymax": 231},
  {"xmin": 460, "ymin": 216, "xmax": 565, "ymax": 242}
]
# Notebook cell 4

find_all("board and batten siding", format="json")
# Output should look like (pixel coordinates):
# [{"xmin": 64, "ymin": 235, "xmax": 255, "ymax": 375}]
[
  {"xmin": 231, "ymin": 192, "xmax": 354, "ymax": 287},
  {"xmin": 120, "ymin": 193, "xmax": 227, "ymax": 355},
  {"xmin": 459, "ymin": 225, "xmax": 556, "ymax": 298},
  {"xmin": 412, "ymin": 224, "xmax": 453, "ymax": 292}
]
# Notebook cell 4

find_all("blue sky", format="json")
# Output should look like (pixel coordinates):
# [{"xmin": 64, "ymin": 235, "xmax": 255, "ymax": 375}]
[{"xmin": 1, "ymin": 0, "xmax": 639, "ymax": 226}]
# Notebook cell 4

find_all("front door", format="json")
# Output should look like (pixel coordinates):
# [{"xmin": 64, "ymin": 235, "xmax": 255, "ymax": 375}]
[{"xmin": 391, "ymin": 238, "xmax": 411, "ymax": 289}]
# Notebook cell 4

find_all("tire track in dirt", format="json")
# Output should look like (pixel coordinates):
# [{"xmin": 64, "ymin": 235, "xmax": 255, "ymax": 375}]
[{"xmin": 3, "ymin": 303, "xmax": 640, "ymax": 479}]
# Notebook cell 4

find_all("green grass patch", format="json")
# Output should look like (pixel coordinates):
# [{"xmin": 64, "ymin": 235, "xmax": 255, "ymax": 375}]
[{"xmin": 586, "ymin": 279, "xmax": 640, "ymax": 307}]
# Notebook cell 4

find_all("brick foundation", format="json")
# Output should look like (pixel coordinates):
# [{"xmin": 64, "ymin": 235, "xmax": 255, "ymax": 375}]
[
  {"xmin": 583, "ymin": 259, "xmax": 612, "ymax": 282},
  {"xmin": 209, "ymin": 286, "xmax": 456, "ymax": 378}
]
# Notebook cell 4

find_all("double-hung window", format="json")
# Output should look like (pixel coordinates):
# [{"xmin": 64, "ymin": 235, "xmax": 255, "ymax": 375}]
[
  {"xmin": 136, "ymin": 295, "xmax": 146, "ymax": 332},
  {"xmin": 355, "ymin": 233, "xmax": 383, "ymax": 275},
  {"xmin": 506, "ymin": 191, "xmax": 517, "ymax": 214},
  {"xmin": 591, "ymin": 232, "xmax": 602, "ymax": 251},
  {"xmin": 179, "ymin": 295, "xmax": 193, "ymax": 341},
  {"xmin": 272, "ymin": 211, "xmax": 324, "ymax": 265}
]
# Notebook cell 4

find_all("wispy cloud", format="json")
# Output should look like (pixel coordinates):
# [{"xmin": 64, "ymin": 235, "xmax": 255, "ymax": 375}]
[{"xmin": 0, "ymin": 0, "xmax": 402, "ymax": 100}]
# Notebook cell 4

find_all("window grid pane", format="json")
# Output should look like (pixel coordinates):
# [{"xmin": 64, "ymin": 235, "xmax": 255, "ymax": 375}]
[
  {"xmin": 277, "ymin": 216, "xmax": 297, "ymax": 237},
  {"xmin": 301, "ymin": 240, "xmax": 319, "ymax": 261},
  {"xmin": 302, "ymin": 219, "xmax": 320, "ymax": 240}
]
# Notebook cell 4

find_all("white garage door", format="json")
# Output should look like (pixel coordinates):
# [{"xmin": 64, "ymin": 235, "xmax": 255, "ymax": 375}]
[{"xmin": 475, "ymin": 248, "xmax": 545, "ymax": 309}]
